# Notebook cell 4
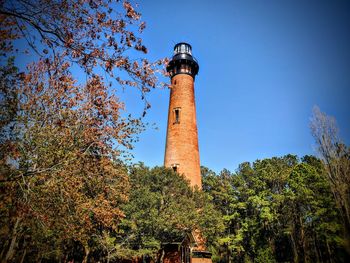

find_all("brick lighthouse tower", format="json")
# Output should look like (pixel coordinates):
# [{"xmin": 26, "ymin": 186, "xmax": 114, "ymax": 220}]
[
  {"xmin": 164, "ymin": 43, "xmax": 212, "ymax": 263},
  {"xmin": 164, "ymin": 43, "xmax": 201, "ymax": 188}
]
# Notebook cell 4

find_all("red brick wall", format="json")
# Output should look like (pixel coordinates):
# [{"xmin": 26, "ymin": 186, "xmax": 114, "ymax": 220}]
[{"xmin": 164, "ymin": 73, "xmax": 201, "ymax": 188}]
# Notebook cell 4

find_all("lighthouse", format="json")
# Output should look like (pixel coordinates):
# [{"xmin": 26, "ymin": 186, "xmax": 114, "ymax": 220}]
[
  {"xmin": 163, "ymin": 43, "xmax": 212, "ymax": 263},
  {"xmin": 164, "ymin": 43, "xmax": 201, "ymax": 188}
]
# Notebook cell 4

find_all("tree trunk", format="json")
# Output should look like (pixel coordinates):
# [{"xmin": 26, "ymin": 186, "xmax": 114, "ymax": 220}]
[
  {"xmin": 3, "ymin": 217, "xmax": 20, "ymax": 263},
  {"xmin": 299, "ymin": 216, "xmax": 307, "ymax": 263},
  {"xmin": 325, "ymin": 239, "xmax": 334, "ymax": 263},
  {"xmin": 83, "ymin": 245, "xmax": 89, "ymax": 263},
  {"xmin": 19, "ymin": 248, "xmax": 26, "ymax": 263},
  {"xmin": 341, "ymin": 204, "xmax": 350, "ymax": 255},
  {"xmin": 313, "ymin": 233, "xmax": 320, "ymax": 263},
  {"xmin": 159, "ymin": 249, "xmax": 165, "ymax": 263},
  {"xmin": 226, "ymin": 243, "xmax": 231, "ymax": 263},
  {"xmin": 290, "ymin": 233, "xmax": 298, "ymax": 263}
]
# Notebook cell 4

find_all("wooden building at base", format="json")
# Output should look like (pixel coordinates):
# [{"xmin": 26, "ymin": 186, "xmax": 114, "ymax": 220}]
[{"xmin": 161, "ymin": 232, "xmax": 212, "ymax": 263}]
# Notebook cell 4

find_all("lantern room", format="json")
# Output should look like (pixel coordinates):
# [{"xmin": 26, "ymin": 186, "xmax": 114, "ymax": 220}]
[{"xmin": 167, "ymin": 42, "xmax": 199, "ymax": 78}]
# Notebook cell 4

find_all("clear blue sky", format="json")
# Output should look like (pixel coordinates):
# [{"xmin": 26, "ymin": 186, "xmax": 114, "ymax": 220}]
[
  {"xmin": 120, "ymin": 0, "xmax": 350, "ymax": 173},
  {"xmin": 12, "ymin": 0, "xmax": 349, "ymax": 172}
]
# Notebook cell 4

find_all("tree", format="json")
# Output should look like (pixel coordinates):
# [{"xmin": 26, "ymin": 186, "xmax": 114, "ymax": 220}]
[
  {"xmin": 202, "ymin": 167, "xmax": 239, "ymax": 263},
  {"xmin": 0, "ymin": 1, "xmax": 164, "ymax": 261},
  {"xmin": 203, "ymin": 155, "xmax": 346, "ymax": 263},
  {"xmin": 0, "ymin": 57, "xmax": 133, "ymax": 262},
  {"xmin": 115, "ymin": 164, "xmax": 223, "ymax": 262},
  {"xmin": 0, "ymin": 0, "xmax": 164, "ymax": 102},
  {"xmin": 284, "ymin": 159, "xmax": 342, "ymax": 262},
  {"xmin": 310, "ymin": 106, "xmax": 350, "ymax": 250}
]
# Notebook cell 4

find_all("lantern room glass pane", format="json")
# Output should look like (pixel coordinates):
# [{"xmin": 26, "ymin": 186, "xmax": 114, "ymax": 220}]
[{"xmin": 174, "ymin": 43, "xmax": 192, "ymax": 55}]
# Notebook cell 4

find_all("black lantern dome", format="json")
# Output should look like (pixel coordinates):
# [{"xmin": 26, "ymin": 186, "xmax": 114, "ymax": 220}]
[{"xmin": 166, "ymin": 42, "xmax": 199, "ymax": 79}]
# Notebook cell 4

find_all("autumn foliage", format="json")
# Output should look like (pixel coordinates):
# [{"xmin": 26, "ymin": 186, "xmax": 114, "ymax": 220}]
[{"xmin": 0, "ymin": 0, "xmax": 165, "ymax": 262}]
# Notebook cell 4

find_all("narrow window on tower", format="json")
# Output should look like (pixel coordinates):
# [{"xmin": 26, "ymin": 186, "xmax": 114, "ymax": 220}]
[
  {"xmin": 173, "ymin": 107, "xmax": 181, "ymax": 124},
  {"xmin": 172, "ymin": 164, "xmax": 179, "ymax": 173}
]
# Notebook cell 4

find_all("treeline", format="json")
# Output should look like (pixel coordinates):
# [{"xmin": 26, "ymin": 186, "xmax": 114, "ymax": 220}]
[
  {"xmin": 201, "ymin": 155, "xmax": 349, "ymax": 262},
  {"xmin": 2, "ymin": 155, "xmax": 349, "ymax": 262},
  {"xmin": 0, "ymin": 161, "xmax": 220, "ymax": 262}
]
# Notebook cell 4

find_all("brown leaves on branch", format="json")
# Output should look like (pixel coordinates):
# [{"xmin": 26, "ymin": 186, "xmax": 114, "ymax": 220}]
[
  {"xmin": 0, "ymin": 1, "xmax": 169, "ymax": 260},
  {"xmin": 0, "ymin": 55, "xmax": 134, "ymax": 260},
  {"xmin": 0, "ymin": 0, "xmax": 161, "ymax": 258},
  {"xmin": 0, "ymin": 0, "xmax": 166, "ymax": 105}
]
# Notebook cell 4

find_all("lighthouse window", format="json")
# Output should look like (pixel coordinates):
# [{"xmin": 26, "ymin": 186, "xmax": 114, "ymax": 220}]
[
  {"xmin": 175, "ymin": 109, "xmax": 179, "ymax": 123},
  {"xmin": 173, "ymin": 107, "xmax": 181, "ymax": 124},
  {"xmin": 178, "ymin": 64, "xmax": 190, "ymax": 74},
  {"xmin": 172, "ymin": 164, "xmax": 179, "ymax": 172},
  {"xmin": 180, "ymin": 44, "xmax": 186, "ymax": 53}
]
